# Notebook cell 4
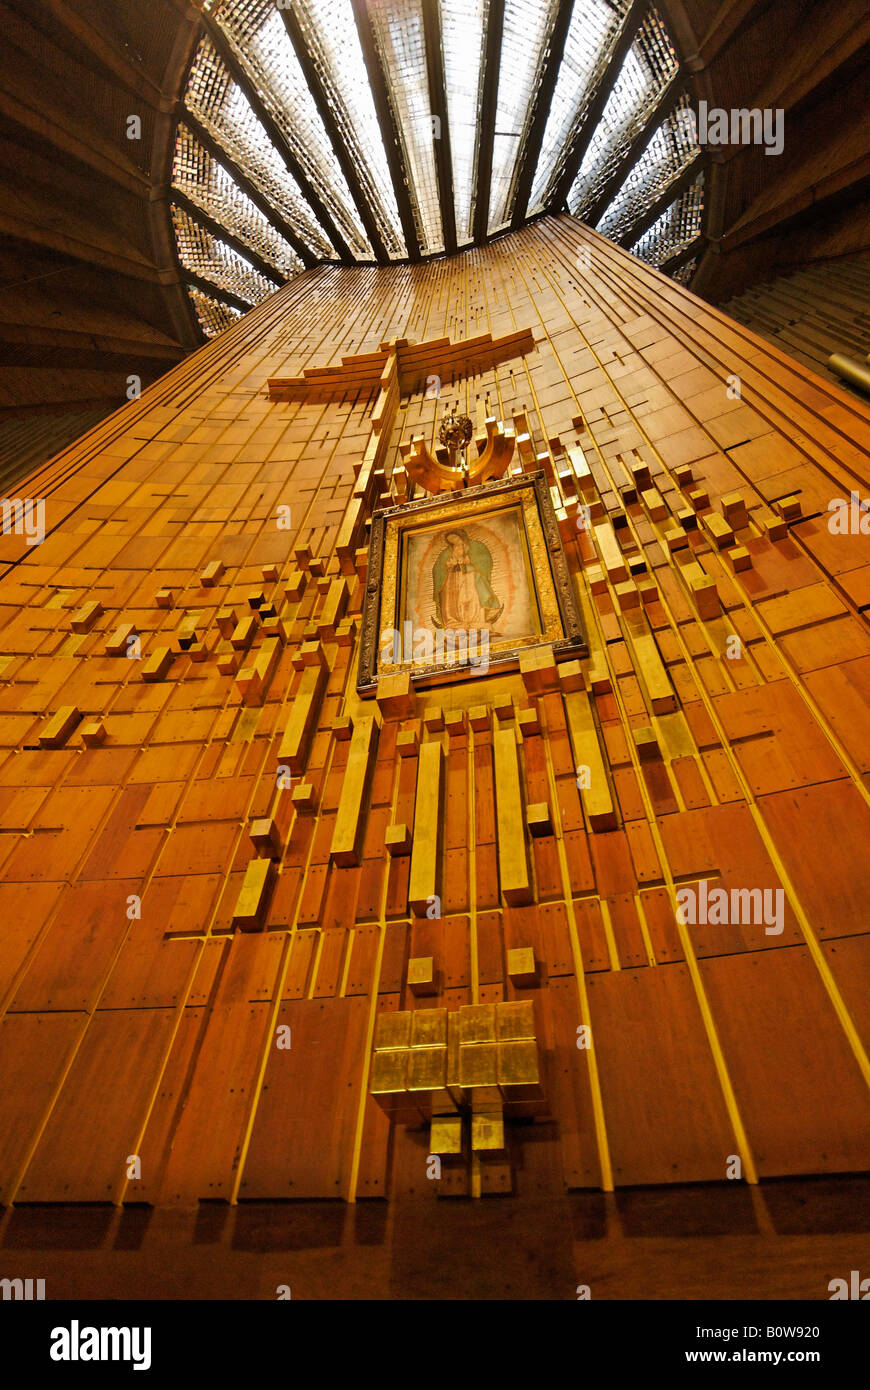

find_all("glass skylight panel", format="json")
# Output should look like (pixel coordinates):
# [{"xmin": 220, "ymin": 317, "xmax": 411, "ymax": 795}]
[
  {"xmin": 630, "ymin": 169, "xmax": 703, "ymax": 267},
  {"xmin": 489, "ymin": 0, "xmax": 559, "ymax": 231},
  {"xmin": 441, "ymin": 0, "xmax": 485, "ymax": 246},
  {"xmin": 528, "ymin": 0, "xmax": 625, "ymax": 214},
  {"xmin": 172, "ymin": 205, "xmax": 278, "ymax": 305},
  {"xmin": 595, "ymin": 94, "xmax": 699, "ymax": 241},
  {"xmin": 208, "ymin": 0, "xmax": 372, "ymax": 258},
  {"xmin": 367, "ymin": 0, "xmax": 443, "ymax": 255},
  {"xmin": 292, "ymin": 0, "xmax": 406, "ymax": 258},
  {"xmin": 566, "ymin": 10, "xmax": 678, "ymax": 219},
  {"xmin": 172, "ymin": 124, "xmax": 303, "ymax": 277},
  {"xmin": 187, "ymin": 284, "xmax": 244, "ymax": 338},
  {"xmin": 185, "ymin": 36, "xmax": 336, "ymax": 259}
]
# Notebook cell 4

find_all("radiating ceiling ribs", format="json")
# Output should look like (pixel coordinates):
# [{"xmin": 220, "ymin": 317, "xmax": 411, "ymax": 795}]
[
  {"xmin": 422, "ymin": 0, "xmax": 457, "ymax": 256},
  {"xmin": 472, "ymin": 0, "xmax": 505, "ymax": 246},
  {"xmin": 543, "ymin": 0, "xmax": 648, "ymax": 214},
  {"xmin": 181, "ymin": 114, "xmax": 317, "ymax": 269},
  {"xmin": 169, "ymin": 191, "xmax": 284, "ymax": 287},
  {"xmin": 508, "ymin": 0, "xmax": 574, "ymax": 230},
  {"xmin": 199, "ymin": 10, "xmax": 352, "ymax": 262},
  {"xmin": 183, "ymin": 269, "xmax": 254, "ymax": 313},
  {"xmin": 277, "ymin": 5, "xmax": 389, "ymax": 262},
  {"xmin": 350, "ymin": 0, "xmax": 422, "ymax": 261},
  {"xmin": 617, "ymin": 151, "xmax": 706, "ymax": 250},
  {"xmin": 580, "ymin": 72, "xmax": 686, "ymax": 229}
]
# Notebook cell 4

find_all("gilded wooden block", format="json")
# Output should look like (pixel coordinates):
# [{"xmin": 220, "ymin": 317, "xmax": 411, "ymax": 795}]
[
  {"xmin": 230, "ymin": 616, "xmax": 256, "ymax": 651},
  {"xmin": 727, "ymin": 545, "xmax": 752, "ymax": 573},
  {"xmin": 332, "ymin": 715, "xmax": 353, "ymax": 741},
  {"xmin": 471, "ymin": 1109, "xmax": 505, "ymax": 1153},
  {"xmin": 444, "ymin": 708, "xmax": 466, "ymax": 735},
  {"xmin": 39, "ymin": 706, "xmax": 81, "ymax": 749},
  {"xmin": 200, "ymin": 560, "xmax": 224, "ymax": 587},
  {"xmin": 411, "ymin": 1008, "xmax": 448, "ymax": 1049},
  {"xmin": 763, "ymin": 514, "xmax": 788, "ymax": 540},
  {"xmin": 70, "ymin": 600, "xmax": 103, "ymax": 632},
  {"xmin": 563, "ymin": 688, "xmax": 617, "ymax": 831},
  {"xmin": 408, "ymin": 1046, "xmax": 447, "ymax": 1094},
  {"xmin": 141, "ymin": 646, "xmax": 173, "ymax": 682},
  {"xmin": 525, "ymin": 803, "xmax": 552, "ymax": 837},
  {"xmin": 429, "ymin": 1113, "xmax": 463, "ymax": 1155},
  {"xmin": 497, "ymin": 1039, "xmax": 542, "ymax": 1099},
  {"xmin": 692, "ymin": 575, "xmax": 720, "ymax": 620},
  {"xmin": 277, "ymin": 660, "xmax": 328, "ymax": 774},
  {"xmin": 507, "ymin": 946, "xmax": 537, "ymax": 986},
  {"xmin": 232, "ymin": 857, "xmax": 276, "ymax": 932},
  {"xmin": 689, "ymin": 487, "xmax": 710, "ymax": 511},
  {"xmin": 459, "ymin": 1041, "xmax": 498, "ymax": 1089},
  {"xmin": 249, "ymin": 818, "xmax": 282, "ymax": 859},
  {"xmin": 633, "ymin": 726, "xmax": 659, "ymax": 761},
  {"xmin": 317, "ymin": 578, "xmax": 348, "ymax": 638},
  {"xmin": 374, "ymin": 1011, "xmax": 412, "ymax": 1052},
  {"xmin": 79, "ymin": 719, "xmax": 106, "ymax": 748},
  {"xmin": 105, "ymin": 622, "xmax": 136, "ymax": 656},
  {"xmin": 407, "ymin": 956, "xmax": 436, "ymax": 997},
  {"xmin": 558, "ymin": 659, "xmax": 585, "ymax": 692},
  {"xmin": 459, "ymin": 1004, "xmax": 496, "ymax": 1044},
  {"xmin": 517, "ymin": 707, "xmax": 539, "ymax": 736},
  {"xmin": 215, "ymin": 606, "xmax": 237, "ymax": 638},
  {"xmin": 704, "ymin": 512, "xmax": 734, "ymax": 549},
  {"xmin": 155, "ymin": 589, "xmax": 174, "ymax": 609},
  {"xmin": 422, "ymin": 706, "xmax": 444, "ymax": 732},
  {"xmin": 494, "ymin": 725, "xmax": 532, "ymax": 904},
  {"xmin": 519, "ymin": 643, "xmax": 557, "ymax": 693},
  {"xmin": 330, "ymin": 714, "xmax": 379, "ymax": 866},
  {"xmin": 284, "ymin": 569, "xmax": 306, "ymax": 600},
  {"xmin": 615, "ymin": 580, "xmax": 639, "ymax": 610},
  {"xmin": 468, "ymin": 705, "xmax": 490, "ymax": 732},
  {"xmin": 496, "ymin": 999, "xmax": 535, "ymax": 1040},
  {"xmin": 247, "ymin": 589, "xmax": 266, "ymax": 610},
  {"xmin": 291, "ymin": 782, "xmax": 317, "ymax": 813},
  {"xmin": 385, "ymin": 822, "xmax": 411, "ymax": 857},
  {"xmin": 261, "ymin": 564, "xmax": 279, "ymax": 582},
  {"xmin": 408, "ymin": 740, "xmax": 442, "ymax": 915},
  {"xmin": 396, "ymin": 728, "xmax": 419, "ymax": 757}
]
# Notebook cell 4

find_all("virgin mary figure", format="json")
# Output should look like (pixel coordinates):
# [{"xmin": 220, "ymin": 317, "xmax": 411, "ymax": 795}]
[{"xmin": 432, "ymin": 529, "xmax": 503, "ymax": 630}]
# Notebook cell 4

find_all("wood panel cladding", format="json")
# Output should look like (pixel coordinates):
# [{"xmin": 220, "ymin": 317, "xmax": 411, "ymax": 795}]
[{"xmin": 0, "ymin": 215, "xmax": 868, "ymax": 1209}]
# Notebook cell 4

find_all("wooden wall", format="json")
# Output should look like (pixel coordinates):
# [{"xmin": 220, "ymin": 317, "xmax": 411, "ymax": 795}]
[{"xmin": 1, "ymin": 213, "xmax": 869, "ymax": 1217}]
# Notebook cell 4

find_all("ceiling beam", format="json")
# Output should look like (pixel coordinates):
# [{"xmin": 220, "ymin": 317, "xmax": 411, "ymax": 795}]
[
  {"xmin": 580, "ymin": 73, "xmax": 686, "ymax": 228},
  {"xmin": 278, "ymin": 7, "xmax": 388, "ymax": 261},
  {"xmin": 199, "ymin": 11, "xmax": 353, "ymax": 262},
  {"xmin": 183, "ymin": 271, "xmax": 253, "ymax": 314},
  {"xmin": 181, "ymin": 114, "xmax": 317, "ymax": 269},
  {"xmin": 350, "ymin": 0, "xmax": 421, "ymax": 260},
  {"xmin": 41, "ymin": 0, "xmax": 164, "ymax": 106},
  {"xmin": 421, "ymin": 0, "xmax": 457, "ymax": 256},
  {"xmin": 169, "ymin": 192, "xmax": 286, "ymax": 287},
  {"xmin": 472, "ymin": 0, "xmax": 505, "ymax": 246},
  {"xmin": 618, "ymin": 152, "xmax": 706, "ymax": 250},
  {"xmin": 543, "ymin": 0, "xmax": 648, "ymax": 214},
  {"xmin": 509, "ymin": 0, "xmax": 574, "ymax": 230}
]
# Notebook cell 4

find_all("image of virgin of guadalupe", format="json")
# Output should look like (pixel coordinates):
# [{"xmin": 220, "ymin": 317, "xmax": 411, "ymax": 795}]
[{"xmin": 431, "ymin": 529, "xmax": 504, "ymax": 631}]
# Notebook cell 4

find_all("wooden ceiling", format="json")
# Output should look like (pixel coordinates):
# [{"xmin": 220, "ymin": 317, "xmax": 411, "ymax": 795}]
[{"xmin": 0, "ymin": 0, "xmax": 867, "ymax": 442}]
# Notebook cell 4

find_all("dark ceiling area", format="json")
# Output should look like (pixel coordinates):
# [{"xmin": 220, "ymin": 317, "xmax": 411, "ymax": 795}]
[{"xmin": 0, "ymin": 0, "xmax": 867, "ymax": 463}]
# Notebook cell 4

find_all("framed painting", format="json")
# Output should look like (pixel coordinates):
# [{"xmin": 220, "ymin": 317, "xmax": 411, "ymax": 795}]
[{"xmin": 357, "ymin": 471, "xmax": 586, "ymax": 694}]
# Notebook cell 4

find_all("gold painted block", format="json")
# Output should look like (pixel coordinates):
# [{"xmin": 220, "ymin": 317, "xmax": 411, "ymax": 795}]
[
  {"xmin": 721, "ymin": 492, "xmax": 748, "ymax": 527},
  {"xmin": 385, "ymin": 822, "xmax": 411, "ymax": 857},
  {"xmin": 614, "ymin": 580, "xmax": 639, "ymax": 610},
  {"xmin": 141, "ymin": 646, "xmax": 173, "ymax": 682},
  {"xmin": 370, "ymin": 1048, "xmax": 409, "ymax": 1100},
  {"xmin": 422, "ymin": 706, "xmax": 444, "ymax": 732},
  {"xmin": 496, "ymin": 999, "xmax": 535, "ymax": 1041},
  {"xmin": 493, "ymin": 725, "xmax": 532, "ymax": 904},
  {"xmin": 330, "ymin": 715, "xmax": 379, "ymax": 866},
  {"xmin": 249, "ymin": 818, "xmax": 282, "ymax": 859},
  {"xmin": 459, "ymin": 1003, "xmax": 496, "ymax": 1045},
  {"xmin": 408, "ymin": 740, "xmax": 442, "ymax": 916},
  {"xmin": 374, "ymin": 1011, "xmax": 412, "ymax": 1052},
  {"xmin": 429, "ymin": 1113, "xmax": 463, "ymax": 1156},
  {"xmin": 593, "ymin": 521, "xmax": 629, "ymax": 581},
  {"xmin": 692, "ymin": 575, "xmax": 720, "ymax": 620},
  {"xmin": 459, "ymin": 1041, "xmax": 498, "ymax": 1089},
  {"xmin": 216, "ymin": 641, "xmax": 239, "ymax": 676},
  {"xmin": 727, "ymin": 545, "xmax": 752, "ymax": 573},
  {"xmin": 468, "ymin": 705, "xmax": 490, "ymax": 733},
  {"xmin": 201, "ymin": 560, "xmax": 225, "ymax": 587},
  {"xmin": 105, "ymin": 622, "xmax": 136, "ymax": 656},
  {"xmin": 407, "ymin": 956, "xmax": 436, "ymax": 996},
  {"xmin": 516, "ymin": 706, "xmax": 539, "ymax": 736},
  {"xmin": 232, "ymin": 857, "xmax": 276, "ymax": 932},
  {"xmin": 376, "ymin": 671, "xmax": 415, "ymax": 718},
  {"xmin": 247, "ymin": 589, "xmax": 266, "ymax": 611},
  {"xmin": 471, "ymin": 1109, "xmax": 505, "ymax": 1153},
  {"xmin": 525, "ymin": 803, "xmax": 552, "ymax": 837},
  {"xmin": 633, "ymin": 726, "xmax": 659, "ymax": 762},
  {"xmin": 396, "ymin": 728, "xmax": 419, "ymax": 757},
  {"xmin": 79, "ymin": 719, "xmax": 106, "ymax": 748},
  {"xmin": 497, "ymin": 1039, "xmax": 541, "ymax": 1094},
  {"xmin": 704, "ymin": 512, "xmax": 734, "ymax": 549},
  {"xmin": 230, "ymin": 616, "xmax": 256, "ymax": 651},
  {"xmin": 557, "ymin": 659, "xmax": 585, "ymax": 693},
  {"xmin": 664, "ymin": 526, "xmax": 688, "ymax": 552},
  {"xmin": 261, "ymin": 564, "xmax": 279, "ymax": 582},
  {"xmin": 519, "ymin": 644, "xmax": 557, "ymax": 694},
  {"xmin": 585, "ymin": 564, "xmax": 607, "ymax": 595},
  {"xmin": 641, "ymin": 488, "xmax": 668, "ymax": 522},
  {"xmin": 277, "ymin": 661, "xmax": 328, "ymax": 773},
  {"xmin": 675, "ymin": 464, "xmax": 694, "ymax": 487},
  {"xmin": 39, "ymin": 706, "xmax": 81, "ymax": 749},
  {"xmin": 506, "ymin": 948, "xmax": 537, "ymax": 988},
  {"xmin": 563, "ymin": 689, "xmax": 617, "ymax": 832},
  {"xmin": 763, "ymin": 514, "xmax": 788, "ymax": 541},
  {"xmin": 215, "ymin": 606, "xmax": 237, "ymax": 638},
  {"xmin": 70, "ymin": 600, "xmax": 103, "ymax": 632},
  {"xmin": 689, "ymin": 487, "xmax": 709, "ymax": 511},
  {"xmin": 410, "ymin": 1007, "xmax": 448, "ymax": 1050},
  {"xmin": 444, "ymin": 708, "xmax": 467, "ymax": 735},
  {"xmin": 408, "ymin": 1046, "xmax": 447, "ymax": 1094},
  {"xmin": 284, "ymin": 569, "xmax": 306, "ymax": 600},
  {"xmin": 332, "ymin": 715, "xmax": 354, "ymax": 741}
]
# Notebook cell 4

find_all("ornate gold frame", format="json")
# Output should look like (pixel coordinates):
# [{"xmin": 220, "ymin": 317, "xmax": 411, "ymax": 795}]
[{"xmin": 357, "ymin": 472, "xmax": 586, "ymax": 694}]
